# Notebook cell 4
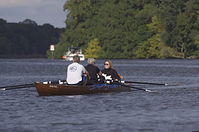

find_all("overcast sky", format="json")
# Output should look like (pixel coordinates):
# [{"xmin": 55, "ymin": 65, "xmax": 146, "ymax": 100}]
[{"xmin": 0, "ymin": 0, "xmax": 67, "ymax": 28}]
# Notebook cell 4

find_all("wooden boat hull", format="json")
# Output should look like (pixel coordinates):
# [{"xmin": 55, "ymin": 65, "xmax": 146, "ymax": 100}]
[{"xmin": 35, "ymin": 82, "xmax": 131, "ymax": 96}]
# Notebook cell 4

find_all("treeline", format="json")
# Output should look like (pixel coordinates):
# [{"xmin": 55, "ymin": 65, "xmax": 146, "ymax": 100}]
[
  {"xmin": 0, "ymin": 19, "xmax": 64, "ymax": 58},
  {"xmin": 52, "ymin": 0, "xmax": 199, "ymax": 59}
]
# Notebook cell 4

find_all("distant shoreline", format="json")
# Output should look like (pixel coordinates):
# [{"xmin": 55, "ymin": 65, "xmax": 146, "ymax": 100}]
[
  {"xmin": 1, "ymin": 56, "xmax": 199, "ymax": 60},
  {"xmin": 0, "ymin": 55, "xmax": 46, "ymax": 59}
]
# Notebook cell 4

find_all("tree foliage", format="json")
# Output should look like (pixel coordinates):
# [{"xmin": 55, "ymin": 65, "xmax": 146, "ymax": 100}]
[
  {"xmin": 53, "ymin": 0, "xmax": 199, "ymax": 58},
  {"xmin": 84, "ymin": 38, "xmax": 102, "ymax": 58},
  {"xmin": 0, "ymin": 19, "xmax": 63, "ymax": 58},
  {"xmin": 136, "ymin": 16, "xmax": 181, "ymax": 58}
]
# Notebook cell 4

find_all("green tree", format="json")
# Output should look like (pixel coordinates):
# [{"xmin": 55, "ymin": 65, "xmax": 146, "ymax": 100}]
[
  {"xmin": 53, "ymin": 0, "xmax": 199, "ymax": 59},
  {"xmin": 159, "ymin": 0, "xmax": 199, "ymax": 58},
  {"xmin": 0, "ymin": 18, "xmax": 63, "ymax": 58},
  {"xmin": 84, "ymin": 38, "xmax": 102, "ymax": 58},
  {"xmin": 192, "ymin": 34, "xmax": 199, "ymax": 56},
  {"xmin": 135, "ymin": 16, "xmax": 180, "ymax": 58}
]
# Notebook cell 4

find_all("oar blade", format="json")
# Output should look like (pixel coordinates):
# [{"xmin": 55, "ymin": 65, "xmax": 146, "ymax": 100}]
[
  {"xmin": 165, "ymin": 83, "xmax": 181, "ymax": 86},
  {"xmin": 145, "ymin": 89, "xmax": 158, "ymax": 93},
  {"xmin": 133, "ymin": 87, "xmax": 158, "ymax": 93},
  {"xmin": 121, "ymin": 83, "xmax": 157, "ymax": 93},
  {"xmin": 0, "ymin": 88, "xmax": 6, "ymax": 91}
]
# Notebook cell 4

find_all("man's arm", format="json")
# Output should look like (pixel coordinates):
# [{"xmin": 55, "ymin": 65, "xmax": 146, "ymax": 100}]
[{"xmin": 82, "ymin": 66, "xmax": 90, "ymax": 79}]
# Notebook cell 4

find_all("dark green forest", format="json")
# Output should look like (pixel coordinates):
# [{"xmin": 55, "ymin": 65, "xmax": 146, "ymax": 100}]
[
  {"xmin": 53, "ymin": 0, "xmax": 199, "ymax": 59},
  {"xmin": 0, "ymin": 19, "xmax": 64, "ymax": 58}
]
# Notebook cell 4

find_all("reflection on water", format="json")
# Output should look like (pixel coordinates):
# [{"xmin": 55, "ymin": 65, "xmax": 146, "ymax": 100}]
[{"xmin": 0, "ymin": 59, "xmax": 199, "ymax": 132}]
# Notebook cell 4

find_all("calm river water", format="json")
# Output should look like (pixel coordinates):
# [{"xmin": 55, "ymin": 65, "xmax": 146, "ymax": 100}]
[{"xmin": 0, "ymin": 59, "xmax": 199, "ymax": 132}]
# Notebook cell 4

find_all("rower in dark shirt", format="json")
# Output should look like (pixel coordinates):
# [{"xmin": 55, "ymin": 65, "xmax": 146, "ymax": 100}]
[
  {"xmin": 101, "ymin": 60, "xmax": 121, "ymax": 82},
  {"xmin": 85, "ymin": 58, "xmax": 102, "ymax": 85}
]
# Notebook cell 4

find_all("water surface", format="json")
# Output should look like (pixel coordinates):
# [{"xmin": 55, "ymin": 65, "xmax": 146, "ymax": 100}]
[{"xmin": 0, "ymin": 59, "xmax": 199, "ymax": 132}]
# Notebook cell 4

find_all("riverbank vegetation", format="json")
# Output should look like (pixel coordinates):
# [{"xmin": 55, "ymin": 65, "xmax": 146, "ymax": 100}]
[
  {"xmin": 53, "ymin": 0, "xmax": 199, "ymax": 59},
  {"xmin": 0, "ymin": 19, "xmax": 63, "ymax": 58}
]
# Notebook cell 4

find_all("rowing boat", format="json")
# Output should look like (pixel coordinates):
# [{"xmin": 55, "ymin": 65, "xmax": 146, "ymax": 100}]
[{"xmin": 35, "ymin": 82, "xmax": 131, "ymax": 96}]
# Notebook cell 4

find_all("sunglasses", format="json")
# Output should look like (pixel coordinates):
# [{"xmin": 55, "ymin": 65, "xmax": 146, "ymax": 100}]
[{"xmin": 104, "ymin": 63, "xmax": 109, "ymax": 65}]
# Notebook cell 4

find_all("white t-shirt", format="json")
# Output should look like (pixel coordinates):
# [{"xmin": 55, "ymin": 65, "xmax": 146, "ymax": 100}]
[{"xmin": 66, "ymin": 62, "xmax": 87, "ymax": 84}]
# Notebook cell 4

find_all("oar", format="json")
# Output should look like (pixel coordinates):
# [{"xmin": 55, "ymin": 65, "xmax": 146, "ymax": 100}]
[
  {"xmin": 0, "ymin": 84, "xmax": 35, "ymax": 91},
  {"xmin": 0, "ymin": 83, "xmax": 33, "ymax": 89},
  {"xmin": 120, "ymin": 83, "xmax": 157, "ymax": 93},
  {"xmin": 0, "ymin": 80, "xmax": 66, "ymax": 91},
  {"xmin": 121, "ymin": 81, "xmax": 178, "ymax": 86},
  {"xmin": 105, "ymin": 80, "xmax": 157, "ymax": 92}
]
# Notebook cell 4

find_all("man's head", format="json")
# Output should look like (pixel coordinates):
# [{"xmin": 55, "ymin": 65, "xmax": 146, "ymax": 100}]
[
  {"xmin": 87, "ymin": 58, "xmax": 96, "ymax": 64},
  {"xmin": 73, "ymin": 55, "xmax": 80, "ymax": 63}
]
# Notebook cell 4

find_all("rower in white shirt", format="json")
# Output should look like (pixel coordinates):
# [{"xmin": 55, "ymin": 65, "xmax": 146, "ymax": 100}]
[{"xmin": 66, "ymin": 55, "xmax": 89, "ymax": 85}]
